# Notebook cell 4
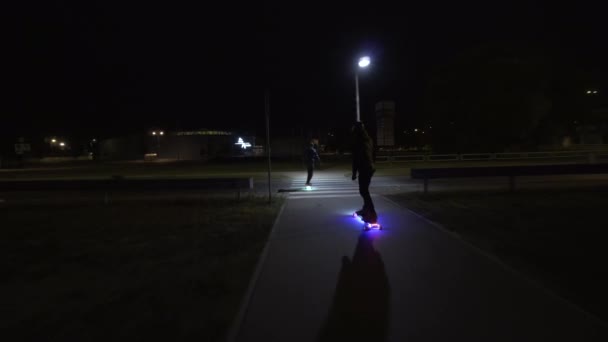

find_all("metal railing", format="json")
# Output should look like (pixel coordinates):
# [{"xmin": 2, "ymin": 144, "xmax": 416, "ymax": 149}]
[{"xmin": 375, "ymin": 149, "xmax": 608, "ymax": 163}]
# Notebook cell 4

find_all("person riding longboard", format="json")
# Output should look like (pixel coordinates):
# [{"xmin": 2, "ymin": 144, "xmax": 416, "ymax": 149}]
[{"xmin": 351, "ymin": 122, "xmax": 377, "ymax": 223}]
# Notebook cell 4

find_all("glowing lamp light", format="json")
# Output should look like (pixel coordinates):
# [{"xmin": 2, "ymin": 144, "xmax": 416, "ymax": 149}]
[
  {"xmin": 160, "ymin": 131, "xmax": 164, "ymax": 136},
  {"xmin": 152, "ymin": 131, "xmax": 157, "ymax": 135},
  {"xmin": 358, "ymin": 56, "xmax": 371, "ymax": 68},
  {"xmin": 51, "ymin": 139, "xmax": 57, "ymax": 143},
  {"xmin": 59, "ymin": 142, "xmax": 65, "ymax": 147},
  {"xmin": 235, "ymin": 137, "xmax": 252, "ymax": 149}
]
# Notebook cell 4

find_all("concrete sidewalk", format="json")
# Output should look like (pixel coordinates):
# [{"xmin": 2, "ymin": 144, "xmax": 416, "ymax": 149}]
[{"xmin": 230, "ymin": 193, "xmax": 608, "ymax": 341}]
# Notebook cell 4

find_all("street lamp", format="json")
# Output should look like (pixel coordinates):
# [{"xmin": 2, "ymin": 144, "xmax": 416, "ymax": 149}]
[
  {"xmin": 355, "ymin": 56, "xmax": 371, "ymax": 122},
  {"xmin": 152, "ymin": 130, "xmax": 163, "ymax": 154},
  {"xmin": 358, "ymin": 57, "xmax": 370, "ymax": 68}
]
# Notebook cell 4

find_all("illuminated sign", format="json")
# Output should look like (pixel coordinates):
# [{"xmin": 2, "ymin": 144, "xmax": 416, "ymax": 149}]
[{"xmin": 235, "ymin": 137, "xmax": 252, "ymax": 149}]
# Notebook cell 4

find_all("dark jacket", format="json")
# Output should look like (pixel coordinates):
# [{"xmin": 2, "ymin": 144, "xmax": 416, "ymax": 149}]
[
  {"xmin": 352, "ymin": 131, "xmax": 375, "ymax": 176},
  {"xmin": 304, "ymin": 145, "xmax": 320, "ymax": 167}
]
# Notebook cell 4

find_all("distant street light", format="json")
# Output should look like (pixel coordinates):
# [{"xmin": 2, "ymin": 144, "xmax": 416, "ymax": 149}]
[
  {"xmin": 51, "ymin": 139, "xmax": 57, "ymax": 143},
  {"xmin": 152, "ymin": 131, "xmax": 157, "ymax": 135},
  {"xmin": 355, "ymin": 56, "xmax": 371, "ymax": 122},
  {"xmin": 59, "ymin": 142, "xmax": 65, "ymax": 147},
  {"xmin": 159, "ymin": 131, "xmax": 164, "ymax": 136}
]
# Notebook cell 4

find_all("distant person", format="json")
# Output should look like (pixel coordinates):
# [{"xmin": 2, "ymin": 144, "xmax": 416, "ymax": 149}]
[
  {"xmin": 304, "ymin": 140, "xmax": 321, "ymax": 186},
  {"xmin": 351, "ymin": 122, "xmax": 377, "ymax": 223}
]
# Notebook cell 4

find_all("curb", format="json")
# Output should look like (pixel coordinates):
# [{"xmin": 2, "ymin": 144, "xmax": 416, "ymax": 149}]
[{"xmin": 225, "ymin": 200, "xmax": 287, "ymax": 342}]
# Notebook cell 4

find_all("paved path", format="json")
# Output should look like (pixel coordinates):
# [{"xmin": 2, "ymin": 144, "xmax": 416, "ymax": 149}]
[{"xmin": 232, "ymin": 173, "xmax": 608, "ymax": 341}]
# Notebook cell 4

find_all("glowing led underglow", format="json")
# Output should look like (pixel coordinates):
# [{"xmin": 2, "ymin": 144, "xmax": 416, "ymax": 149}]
[
  {"xmin": 353, "ymin": 211, "xmax": 381, "ymax": 229},
  {"xmin": 366, "ymin": 222, "xmax": 382, "ymax": 230}
]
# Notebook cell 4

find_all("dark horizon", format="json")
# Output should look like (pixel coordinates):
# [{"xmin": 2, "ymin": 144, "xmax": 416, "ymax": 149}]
[{"xmin": 5, "ymin": 1, "xmax": 608, "ymax": 142}]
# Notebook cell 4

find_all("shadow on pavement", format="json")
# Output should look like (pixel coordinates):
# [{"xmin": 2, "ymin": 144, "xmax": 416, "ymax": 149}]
[{"xmin": 317, "ymin": 232, "xmax": 391, "ymax": 342}]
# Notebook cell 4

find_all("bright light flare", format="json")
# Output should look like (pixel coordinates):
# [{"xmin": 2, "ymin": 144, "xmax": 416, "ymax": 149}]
[
  {"xmin": 358, "ymin": 56, "xmax": 371, "ymax": 68},
  {"xmin": 59, "ymin": 142, "xmax": 65, "ymax": 147},
  {"xmin": 152, "ymin": 131, "xmax": 157, "ymax": 135}
]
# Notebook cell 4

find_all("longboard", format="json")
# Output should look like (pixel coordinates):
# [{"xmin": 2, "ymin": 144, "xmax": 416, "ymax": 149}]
[{"xmin": 353, "ymin": 212, "xmax": 382, "ymax": 230}]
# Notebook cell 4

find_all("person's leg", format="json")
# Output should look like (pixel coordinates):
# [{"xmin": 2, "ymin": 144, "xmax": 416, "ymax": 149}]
[
  {"xmin": 310, "ymin": 165, "xmax": 314, "ymax": 183},
  {"xmin": 368, "ymin": 170, "xmax": 376, "ymax": 211},
  {"xmin": 306, "ymin": 165, "xmax": 313, "ymax": 184},
  {"xmin": 358, "ymin": 172, "xmax": 373, "ymax": 211}
]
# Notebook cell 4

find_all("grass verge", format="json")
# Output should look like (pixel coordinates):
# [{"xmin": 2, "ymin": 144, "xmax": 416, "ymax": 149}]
[
  {"xmin": 0, "ymin": 194, "xmax": 283, "ymax": 341},
  {"xmin": 388, "ymin": 188, "xmax": 608, "ymax": 322},
  {"xmin": 0, "ymin": 160, "xmax": 350, "ymax": 181}
]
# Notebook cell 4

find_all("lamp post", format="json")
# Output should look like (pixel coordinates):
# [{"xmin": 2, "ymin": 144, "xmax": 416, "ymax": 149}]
[
  {"xmin": 355, "ymin": 56, "xmax": 371, "ymax": 122},
  {"xmin": 152, "ymin": 131, "xmax": 163, "ymax": 155}
]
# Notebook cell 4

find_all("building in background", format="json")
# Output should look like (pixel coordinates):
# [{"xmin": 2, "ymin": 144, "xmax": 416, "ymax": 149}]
[
  {"xmin": 99, "ymin": 129, "xmax": 256, "ymax": 161},
  {"xmin": 99, "ymin": 135, "xmax": 146, "ymax": 160},
  {"xmin": 375, "ymin": 101, "xmax": 395, "ymax": 147},
  {"xmin": 151, "ymin": 129, "xmax": 235, "ymax": 160}
]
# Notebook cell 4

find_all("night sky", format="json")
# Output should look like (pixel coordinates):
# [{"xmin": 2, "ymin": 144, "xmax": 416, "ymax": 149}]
[{"xmin": 5, "ymin": 1, "xmax": 607, "ymax": 141}]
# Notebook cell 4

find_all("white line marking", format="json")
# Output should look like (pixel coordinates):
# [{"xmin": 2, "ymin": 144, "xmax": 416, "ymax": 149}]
[
  {"xmin": 289, "ymin": 194, "xmax": 361, "ymax": 199},
  {"xmin": 289, "ymin": 190, "xmax": 360, "ymax": 195}
]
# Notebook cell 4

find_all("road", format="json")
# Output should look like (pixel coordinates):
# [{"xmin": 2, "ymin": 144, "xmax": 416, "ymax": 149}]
[{"xmin": 231, "ymin": 173, "xmax": 608, "ymax": 342}]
